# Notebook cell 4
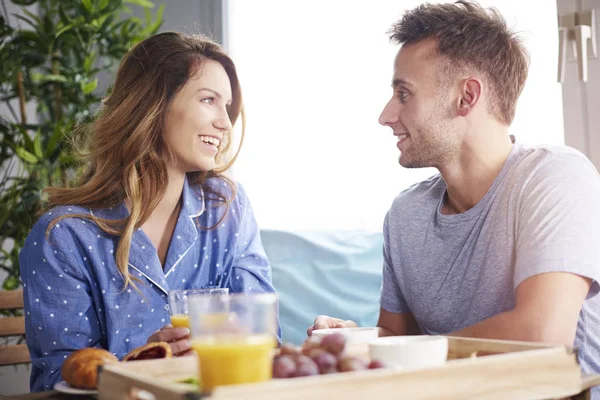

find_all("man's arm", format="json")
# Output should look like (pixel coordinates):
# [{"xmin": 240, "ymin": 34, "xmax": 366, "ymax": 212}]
[
  {"xmin": 377, "ymin": 307, "xmax": 421, "ymax": 337},
  {"xmin": 450, "ymin": 152, "xmax": 600, "ymax": 346},
  {"xmin": 451, "ymin": 272, "xmax": 591, "ymax": 346}
]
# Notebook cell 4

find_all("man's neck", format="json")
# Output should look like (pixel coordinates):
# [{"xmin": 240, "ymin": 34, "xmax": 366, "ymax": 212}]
[{"xmin": 439, "ymin": 130, "xmax": 513, "ymax": 215}]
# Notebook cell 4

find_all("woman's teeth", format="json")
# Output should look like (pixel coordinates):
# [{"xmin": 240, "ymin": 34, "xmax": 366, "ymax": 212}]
[{"xmin": 199, "ymin": 135, "xmax": 220, "ymax": 148}]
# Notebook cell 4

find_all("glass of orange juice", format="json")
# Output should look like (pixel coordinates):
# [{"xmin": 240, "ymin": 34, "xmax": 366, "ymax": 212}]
[
  {"xmin": 188, "ymin": 292, "xmax": 278, "ymax": 391},
  {"xmin": 168, "ymin": 288, "xmax": 229, "ymax": 329}
]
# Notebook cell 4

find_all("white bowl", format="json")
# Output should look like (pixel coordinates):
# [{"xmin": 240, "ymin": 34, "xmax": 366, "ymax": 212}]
[
  {"xmin": 312, "ymin": 327, "xmax": 379, "ymax": 344},
  {"xmin": 369, "ymin": 335, "xmax": 448, "ymax": 369}
]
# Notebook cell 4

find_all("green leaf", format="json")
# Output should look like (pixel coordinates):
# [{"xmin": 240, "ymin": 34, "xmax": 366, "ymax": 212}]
[
  {"xmin": 147, "ymin": 3, "xmax": 164, "ymax": 34},
  {"xmin": 15, "ymin": 147, "xmax": 38, "ymax": 164},
  {"xmin": 31, "ymin": 73, "xmax": 68, "ymax": 84},
  {"xmin": 81, "ymin": 78, "xmax": 98, "ymax": 94},
  {"xmin": 82, "ymin": 0, "xmax": 94, "ymax": 12},
  {"xmin": 22, "ymin": 8, "xmax": 43, "ymax": 31},
  {"xmin": 83, "ymin": 52, "xmax": 97, "ymax": 73},
  {"xmin": 103, "ymin": 0, "xmax": 123, "ymax": 14},
  {"xmin": 124, "ymin": 0, "xmax": 154, "ymax": 8},
  {"xmin": 46, "ymin": 124, "xmax": 65, "ymax": 158},
  {"xmin": 55, "ymin": 23, "xmax": 75, "ymax": 38},
  {"xmin": 33, "ymin": 131, "xmax": 43, "ymax": 158},
  {"xmin": 58, "ymin": 5, "xmax": 71, "ymax": 26},
  {"xmin": 42, "ymin": 15, "xmax": 53, "ymax": 36},
  {"xmin": 98, "ymin": 0, "xmax": 111, "ymax": 11},
  {"xmin": 13, "ymin": 14, "xmax": 38, "ymax": 30},
  {"xmin": 91, "ymin": 14, "xmax": 110, "ymax": 30},
  {"xmin": 11, "ymin": 0, "xmax": 38, "ymax": 5},
  {"xmin": 0, "ymin": 206, "xmax": 10, "ymax": 233},
  {"xmin": 17, "ymin": 30, "xmax": 40, "ymax": 43},
  {"xmin": 98, "ymin": 14, "xmax": 116, "ymax": 33},
  {"xmin": 17, "ymin": 126, "xmax": 34, "ymax": 153},
  {"xmin": 2, "ymin": 276, "xmax": 19, "ymax": 291}
]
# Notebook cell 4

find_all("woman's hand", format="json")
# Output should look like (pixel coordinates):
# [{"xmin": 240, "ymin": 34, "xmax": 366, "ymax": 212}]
[{"xmin": 147, "ymin": 325, "xmax": 193, "ymax": 356}]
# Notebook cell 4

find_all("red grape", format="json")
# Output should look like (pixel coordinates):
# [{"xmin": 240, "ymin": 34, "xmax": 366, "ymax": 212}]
[
  {"xmin": 272, "ymin": 355, "xmax": 296, "ymax": 378},
  {"xmin": 368, "ymin": 360, "xmax": 387, "ymax": 369},
  {"xmin": 313, "ymin": 351, "xmax": 338, "ymax": 374},
  {"xmin": 305, "ymin": 347, "xmax": 326, "ymax": 360},
  {"xmin": 338, "ymin": 355, "xmax": 367, "ymax": 372},
  {"xmin": 319, "ymin": 333, "xmax": 346, "ymax": 355},
  {"xmin": 293, "ymin": 356, "xmax": 319, "ymax": 377}
]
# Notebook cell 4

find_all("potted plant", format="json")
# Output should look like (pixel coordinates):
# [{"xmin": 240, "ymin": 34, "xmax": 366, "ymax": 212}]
[{"xmin": 0, "ymin": 0, "xmax": 164, "ymax": 295}]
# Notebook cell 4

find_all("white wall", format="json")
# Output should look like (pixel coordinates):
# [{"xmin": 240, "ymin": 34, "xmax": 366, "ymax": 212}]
[
  {"xmin": 558, "ymin": 0, "xmax": 600, "ymax": 169},
  {"xmin": 227, "ymin": 0, "xmax": 564, "ymax": 232}
]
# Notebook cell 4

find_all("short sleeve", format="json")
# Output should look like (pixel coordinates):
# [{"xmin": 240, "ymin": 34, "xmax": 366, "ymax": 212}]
[{"xmin": 514, "ymin": 152, "xmax": 600, "ymax": 298}]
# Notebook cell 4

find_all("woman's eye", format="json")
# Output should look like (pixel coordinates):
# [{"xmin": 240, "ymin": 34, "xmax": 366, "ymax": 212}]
[{"xmin": 201, "ymin": 97, "xmax": 215, "ymax": 105}]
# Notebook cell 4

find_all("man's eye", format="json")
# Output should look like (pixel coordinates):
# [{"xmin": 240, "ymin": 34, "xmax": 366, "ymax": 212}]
[{"xmin": 398, "ymin": 91, "xmax": 409, "ymax": 103}]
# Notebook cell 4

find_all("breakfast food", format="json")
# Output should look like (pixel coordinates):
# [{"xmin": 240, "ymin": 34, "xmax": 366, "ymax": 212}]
[
  {"xmin": 123, "ymin": 341, "xmax": 172, "ymax": 361},
  {"xmin": 61, "ymin": 348, "xmax": 119, "ymax": 389},
  {"xmin": 272, "ymin": 333, "xmax": 386, "ymax": 378}
]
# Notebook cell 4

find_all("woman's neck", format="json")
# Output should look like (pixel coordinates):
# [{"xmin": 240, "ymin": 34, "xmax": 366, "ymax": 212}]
[{"xmin": 153, "ymin": 170, "xmax": 185, "ymax": 218}]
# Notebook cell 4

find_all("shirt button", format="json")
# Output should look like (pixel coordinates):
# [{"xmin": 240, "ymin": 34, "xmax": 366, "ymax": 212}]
[{"xmin": 164, "ymin": 304, "xmax": 169, "ymax": 311}]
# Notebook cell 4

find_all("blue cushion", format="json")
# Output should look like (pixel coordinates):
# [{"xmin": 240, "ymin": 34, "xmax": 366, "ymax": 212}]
[{"xmin": 260, "ymin": 230, "xmax": 383, "ymax": 345}]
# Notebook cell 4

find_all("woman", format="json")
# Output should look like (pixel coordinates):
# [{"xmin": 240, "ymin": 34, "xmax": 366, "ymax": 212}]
[{"xmin": 19, "ymin": 32, "xmax": 279, "ymax": 391}]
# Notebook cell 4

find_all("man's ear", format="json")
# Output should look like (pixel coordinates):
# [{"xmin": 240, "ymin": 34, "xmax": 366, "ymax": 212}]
[{"xmin": 457, "ymin": 78, "xmax": 482, "ymax": 117}]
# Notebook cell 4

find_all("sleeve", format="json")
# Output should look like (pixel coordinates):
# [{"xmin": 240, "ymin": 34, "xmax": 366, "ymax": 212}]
[
  {"xmin": 380, "ymin": 211, "xmax": 411, "ymax": 314},
  {"xmin": 19, "ymin": 214, "xmax": 102, "ymax": 392},
  {"xmin": 514, "ymin": 152, "xmax": 600, "ymax": 298},
  {"xmin": 224, "ymin": 184, "xmax": 281, "ymax": 340}
]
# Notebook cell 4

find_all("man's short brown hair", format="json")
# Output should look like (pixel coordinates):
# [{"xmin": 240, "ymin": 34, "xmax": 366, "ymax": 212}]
[{"xmin": 389, "ymin": 0, "xmax": 529, "ymax": 125}]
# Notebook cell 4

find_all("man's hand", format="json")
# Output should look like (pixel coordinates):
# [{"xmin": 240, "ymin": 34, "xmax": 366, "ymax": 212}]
[
  {"xmin": 147, "ymin": 325, "xmax": 193, "ymax": 356},
  {"xmin": 306, "ymin": 315, "xmax": 358, "ymax": 336}
]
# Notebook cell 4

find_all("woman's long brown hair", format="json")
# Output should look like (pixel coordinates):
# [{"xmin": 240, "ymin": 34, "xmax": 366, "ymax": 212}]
[{"xmin": 44, "ymin": 32, "xmax": 245, "ymax": 292}]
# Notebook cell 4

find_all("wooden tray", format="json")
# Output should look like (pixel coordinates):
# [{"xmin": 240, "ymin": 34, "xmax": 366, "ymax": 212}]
[{"xmin": 97, "ymin": 336, "xmax": 600, "ymax": 400}]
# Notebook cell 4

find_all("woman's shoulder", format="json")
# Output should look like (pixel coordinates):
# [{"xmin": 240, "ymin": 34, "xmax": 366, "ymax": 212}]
[
  {"xmin": 27, "ymin": 205, "xmax": 99, "ymax": 246},
  {"xmin": 34, "ymin": 205, "xmax": 93, "ymax": 228}
]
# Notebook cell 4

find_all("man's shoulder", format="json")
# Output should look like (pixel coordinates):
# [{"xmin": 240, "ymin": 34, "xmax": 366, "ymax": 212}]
[
  {"xmin": 518, "ymin": 143, "xmax": 591, "ymax": 166},
  {"xmin": 515, "ymin": 143, "xmax": 598, "ymax": 181}
]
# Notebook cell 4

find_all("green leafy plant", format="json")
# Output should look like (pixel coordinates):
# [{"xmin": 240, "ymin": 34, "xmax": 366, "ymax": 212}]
[{"xmin": 0, "ymin": 0, "xmax": 164, "ymax": 292}]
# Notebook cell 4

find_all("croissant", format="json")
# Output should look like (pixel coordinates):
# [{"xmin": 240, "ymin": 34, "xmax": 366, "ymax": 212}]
[
  {"xmin": 123, "ymin": 341, "xmax": 172, "ymax": 361},
  {"xmin": 61, "ymin": 348, "xmax": 119, "ymax": 390}
]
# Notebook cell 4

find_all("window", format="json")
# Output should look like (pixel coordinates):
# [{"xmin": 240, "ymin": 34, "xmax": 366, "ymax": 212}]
[{"xmin": 226, "ymin": 0, "xmax": 564, "ymax": 231}]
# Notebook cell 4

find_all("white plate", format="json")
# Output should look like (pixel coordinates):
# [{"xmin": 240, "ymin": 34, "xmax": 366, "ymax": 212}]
[{"xmin": 54, "ymin": 380, "xmax": 97, "ymax": 395}]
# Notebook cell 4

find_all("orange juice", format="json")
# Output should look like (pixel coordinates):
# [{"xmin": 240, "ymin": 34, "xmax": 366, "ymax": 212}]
[
  {"xmin": 192, "ymin": 334, "xmax": 276, "ymax": 390},
  {"xmin": 170, "ymin": 314, "xmax": 190, "ymax": 329}
]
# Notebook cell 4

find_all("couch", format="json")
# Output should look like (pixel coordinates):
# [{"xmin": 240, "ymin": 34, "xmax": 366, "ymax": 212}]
[{"xmin": 260, "ymin": 229, "xmax": 384, "ymax": 345}]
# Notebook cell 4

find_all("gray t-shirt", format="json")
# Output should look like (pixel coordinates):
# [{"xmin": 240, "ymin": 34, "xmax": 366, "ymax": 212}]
[{"xmin": 381, "ymin": 141, "xmax": 600, "ymax": 385}]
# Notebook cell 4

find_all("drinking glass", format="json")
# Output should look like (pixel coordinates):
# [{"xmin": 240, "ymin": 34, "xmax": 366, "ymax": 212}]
[
  {"xmin": 188, "ymin": 292, "xmax": 278, "ymax": 391},
  {"xmin": 168, "ymin": 288, "xmax": 229, "ymax": 329}
]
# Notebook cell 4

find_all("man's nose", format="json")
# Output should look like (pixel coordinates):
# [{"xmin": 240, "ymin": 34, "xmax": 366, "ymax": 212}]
[{"xmin": 378, "ymin": 100, "xmax": 399, "ymax": 127}]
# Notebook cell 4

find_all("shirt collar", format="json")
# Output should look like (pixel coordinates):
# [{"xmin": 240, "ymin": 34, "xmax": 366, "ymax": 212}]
[{"xmin": 91, "ymin": 175, "xmax": 206, "ymax": 295}]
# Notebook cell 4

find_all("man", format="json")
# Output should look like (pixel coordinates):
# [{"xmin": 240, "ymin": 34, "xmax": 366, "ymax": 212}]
[{"xmin": 308, "ymin": 0, "xmax": 600, "ymax": 386}]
